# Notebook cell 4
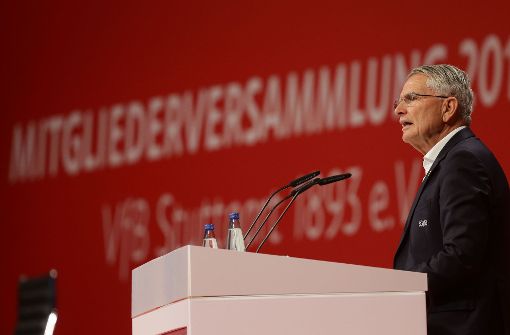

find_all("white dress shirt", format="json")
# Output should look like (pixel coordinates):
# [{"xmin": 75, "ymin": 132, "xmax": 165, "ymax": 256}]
[{"xmin": 423, "ymin": 126, "xmax": 467, "ymax": 177}]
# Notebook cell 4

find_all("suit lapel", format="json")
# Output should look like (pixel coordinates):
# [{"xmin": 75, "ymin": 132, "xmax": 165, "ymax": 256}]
[{"xmin": 394, "ymin": 128, "xmax": 476, "ymax": 262}]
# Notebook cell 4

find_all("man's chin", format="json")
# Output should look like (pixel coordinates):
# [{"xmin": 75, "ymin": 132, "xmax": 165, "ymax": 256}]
[{"xmin": 402, "ymin": 134, "xmax": 416, "ymax": 147}]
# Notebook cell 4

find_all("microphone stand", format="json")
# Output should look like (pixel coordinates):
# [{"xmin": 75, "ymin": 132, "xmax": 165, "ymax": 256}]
[
  {"xmin": 255, "ymin": 173, "xmax": 352, "ymax": 253},
  {"xmin": 243, "ymin": 171, "xmax": 320, "ymax": 241},
  {"xmin": 255, "ymin": 190, "xmax": 301, "ymax": 253},
  {"xmin": 243, "ymin": 185, "xmax": 289, "ymax": 241},
  {"xmin": 251, "ymin": 177, "xmax": 320, "ymax": 252},
  {"xmin": 245, "ymin": 194, "xmax": 291, "ymax": 250}
]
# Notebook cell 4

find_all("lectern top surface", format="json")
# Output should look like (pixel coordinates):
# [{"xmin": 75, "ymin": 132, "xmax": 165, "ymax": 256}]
[{"xmin": 131, "ymin": 245, "xmax": 427, "ymax": 317}]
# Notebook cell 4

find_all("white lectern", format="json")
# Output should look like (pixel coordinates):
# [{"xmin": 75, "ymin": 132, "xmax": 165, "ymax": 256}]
[{"xmin": 132, "ymin": 245, "xmax": 427, "ymax": 335}]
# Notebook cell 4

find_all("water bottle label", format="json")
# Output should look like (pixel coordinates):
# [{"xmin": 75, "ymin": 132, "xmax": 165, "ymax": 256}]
[{"xmin": 227, "ymin": 227, "xmax": 245, "ymax": 251}]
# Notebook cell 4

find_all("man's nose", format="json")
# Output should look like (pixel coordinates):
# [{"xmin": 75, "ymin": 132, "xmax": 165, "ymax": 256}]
[{"xmin": 394, "ymin": 102, "xmax": 405, "ymax": 116}]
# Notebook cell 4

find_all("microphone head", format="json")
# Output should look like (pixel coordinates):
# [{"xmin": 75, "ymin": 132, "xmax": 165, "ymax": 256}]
[
  {"xmin": 290, "ymin": 177, "xmax": 320, "ymax": 196},
  {"xmin": 318, "ymin": 173, "xmax": 352, "ymax": 185},
  {"xmin": 288, "ymin": 170, "xmax": 320, "ymax": 187}
]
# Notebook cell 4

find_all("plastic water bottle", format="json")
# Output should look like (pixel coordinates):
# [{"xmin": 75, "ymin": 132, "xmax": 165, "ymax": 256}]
[
  {"xmin": 226, "ymin": 212, "xmax": 245, "ymax": 251},
  {"xmin": 202, "ymin": 224, "xmax": 218, "ymax": 249}
]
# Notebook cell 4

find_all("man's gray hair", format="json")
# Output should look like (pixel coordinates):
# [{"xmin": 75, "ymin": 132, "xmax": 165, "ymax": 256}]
[{"xmin": 409, "ymin": 64, "xmax": 474, "ymax": 125}]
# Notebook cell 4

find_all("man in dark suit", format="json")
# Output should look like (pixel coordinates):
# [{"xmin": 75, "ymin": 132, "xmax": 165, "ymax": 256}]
[{"xmin": 393, "ymin": 64, "xmax": 510, "ymax": 335}]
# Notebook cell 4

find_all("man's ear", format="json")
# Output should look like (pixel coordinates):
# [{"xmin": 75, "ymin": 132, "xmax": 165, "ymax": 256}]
[{"xmin": 442, "ymin": 97, "xmax": 459, "ymax": 123}]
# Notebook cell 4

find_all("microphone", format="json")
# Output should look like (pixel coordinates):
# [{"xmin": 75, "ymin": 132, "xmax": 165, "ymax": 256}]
[
  {"xmin": 243, "ymin": 171, "xmax": 320, "ymax": 241},
  {"xmin": 255, "ymin": 173, "xmax": 352, "ymax": 253},
  {"xmin": 288, "ymin": 171, "xmax": 321, "ymax": 187},
  {"xmin": 318, "ymin": 173, "xmax": 351, "ymax": 185},
  {"xmin": 290, "ymin": 177, "xmax": 322, "ymax": 196},
  {"xmin": 245, "ymin": 177, "xmax": 321, "ymax": 250}
]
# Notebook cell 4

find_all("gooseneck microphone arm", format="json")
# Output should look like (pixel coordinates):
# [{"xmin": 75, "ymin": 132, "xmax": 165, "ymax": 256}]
[
  {"xmin": 255, "ymin": 194, "xmax": 299, "ymax": 253},
  {"xmin": 255, "ymin": 173, "xmax": 352, "ymax": 253},
  {"xmin": 245, "ymin": 194, "xmax": 292, "ymax": 250},
  {"xmin": 255, "ymin": 178, "xmax": 321, "ymax": 253},
  {"xmin": 243, "ymin": 171, "xmax": 320, "ymax": 241},
  {"xmin": 243, "ymin": 185, "xmax": 288, "ymax": 241},
  {"xmin": 246, "ymin": 177, "xmax": 321, "ymax": 250}
]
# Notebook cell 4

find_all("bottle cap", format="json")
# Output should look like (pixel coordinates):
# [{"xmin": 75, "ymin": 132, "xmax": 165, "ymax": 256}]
[
  {"xmin": 229, "ymin": 212, "xmax": 240, "ymax": 220},
  {"xmin": 204, "ymin": 223, "xmax": 214, "ymax": 230}
]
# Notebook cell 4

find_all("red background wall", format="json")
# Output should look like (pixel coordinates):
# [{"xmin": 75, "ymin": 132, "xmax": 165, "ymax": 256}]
[{"xmin": 1, "ymin": 1, "xmax": 509, "ymax": 334}]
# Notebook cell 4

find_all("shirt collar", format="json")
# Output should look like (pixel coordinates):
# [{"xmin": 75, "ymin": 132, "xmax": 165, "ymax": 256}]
[{"xmin": 423, "ymin": 126, "xmax": 466, "ymax": 175}]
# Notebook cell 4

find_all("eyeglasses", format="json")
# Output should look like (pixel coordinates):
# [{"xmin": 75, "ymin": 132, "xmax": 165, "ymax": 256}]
[{"xmin": 393, "ymin": 92, "xmax": 449, "ymax": 110}]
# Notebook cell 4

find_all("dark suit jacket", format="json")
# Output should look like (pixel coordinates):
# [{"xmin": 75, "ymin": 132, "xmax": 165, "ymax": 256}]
[{"xmin": 394, "ymin": 128, "xmax": 510, "ymax": 335}]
